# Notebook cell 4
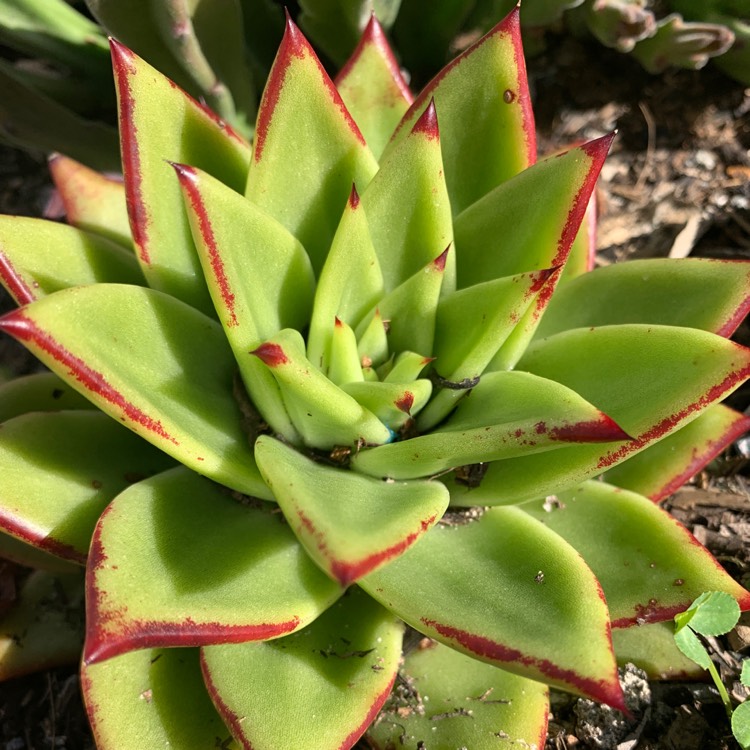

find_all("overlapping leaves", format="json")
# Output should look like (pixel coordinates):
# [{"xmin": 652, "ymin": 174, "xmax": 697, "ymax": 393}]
[{"xmin": 0, "ymin": 8, "xmax": 749, "ymax": 750}]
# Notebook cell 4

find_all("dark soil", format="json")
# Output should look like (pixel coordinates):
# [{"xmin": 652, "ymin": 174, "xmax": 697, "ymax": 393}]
[{"xmin": 0, "ymin": 29, "xmax": 749, "ymax": 750}]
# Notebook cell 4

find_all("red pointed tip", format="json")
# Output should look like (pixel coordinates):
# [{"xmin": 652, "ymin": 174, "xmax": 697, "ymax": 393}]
[
  {"xmin": 0, "ymin": 307, "xmax": 28, "ymax": 334},
  {"xmin": 581, "ymin": 131, "xmax": 617, "ymax": 162},
  {"xmin": 395, "ymin": 392, "xmax": 414, "ymax": 414},
  {"xmin": 550, "ymin": 415, "xmax": 632, "ymax": 444},
  {"xmin": 167, "ymin": 161, "xmax": 197, "ymax": 184},
  {"xmin": 282, "ymin": 8, "xmax": 304, "ymax": 49},
  {"xmin": 334, "ymin": 316, "xmax": 344, "ymax": 328},
  {"xmin": 349, "ymin": 183, "xmax": 360, "ymax": 209},
  {"xmin": 362, "ymin": 12, "xmax": 383, "ymax": 43},
  {"xmin": 411, "ymin": 99, "xmax": 439, "ymax": 140},
  {"xmin": 251, "ymin": 342, "xmax": 289, "ymax": 367},
  {"xmin": 433, "ymin": 244, "xmax": 451, "ymax": 272},
  {"xmin": 108, "ymin": 37, "xmax": 134, "ymax": 67}
]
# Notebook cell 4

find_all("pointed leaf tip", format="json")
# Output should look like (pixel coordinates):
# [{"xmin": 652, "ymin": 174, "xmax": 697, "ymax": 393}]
[
  {"xmin": 167, "ymin": 161, "xmax": 197, "ymax": 182},
  {"xmin": 411, "ymin": 99, "xmax": 439, "ymax": 139},
  {"xmin": 349, "ymin": 183, "xmax": 360, "ymax": 209},
  {"xmin": 251, "ymin": 343, "xmax": 289, "ymax": 366},
  {"xmin": 547, "ymin": 414, "xmax": 633, "ymax": 443},
  {"xmin": 580, "ymin": 132, "xmax": 617, "ymax": 161},
  {"xmin": 395, "ymin": 392, "xmax": 414, "ymax": 414},
  {"xmin": 433, "ymin": 245, "xmax": 451, "ymax": 271}
]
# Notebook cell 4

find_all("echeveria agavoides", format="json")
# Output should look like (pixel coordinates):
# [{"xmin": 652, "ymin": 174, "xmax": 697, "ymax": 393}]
[{"xmin": 1, "ymin": 8, "xmax": 749, "ymax": 749}]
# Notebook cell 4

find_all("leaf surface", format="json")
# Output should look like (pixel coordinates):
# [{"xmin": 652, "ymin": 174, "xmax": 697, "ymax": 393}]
[
  {"xmin": 520, "ymin": 482, "xmax": 750, "ymax": 628},
  {"xmin": 368, "ymin": 640, "xmax": 549, "ymax": 750},
  {"xmin": 245, "ymin": 16, "xmax": 378, "ymax": 274},
  {"xmin": 384, "ymin": 7, "xmax": 535, "ymax": 215},
  {"xmin": 360, "ymin": 507, "xmax": 624, "ymax": 707},
  {"xmin": 256, "ymin": 436, "xmax": 448, "ymax": 586},
  {"xmin": 84, "ymin": 467, "xmax": 342, "ymax": 663},
  {"xmin": 112, "ymin": 39, "xmax": 251, "ymax": 314},
  {"xmin": 451, "ymin": 325, "xmax": 750, "ymax": 504},
  {"xmin": 0, "ymin": 284, "xmax": 269, "ymax": 497},
  {"xmin": 0, "ymin": 411, "xmax": 174, "ymax": 562},
  {"xmin": 335, "ymin": 14, "xmax": 413, "ymax": 159},
  {"xmin": 604, "ymin": 404, "xmax": 750, "ymax": 501},
  {"xmin": 361, "ymin": 102, "xmax": 453, "ymax": 293},
  {"xmin": 82, "ymin": 647, "xmax": 238, "ymax": 750},
  {"xmin": 0, "ymin": 217, "xmax": 144, "ymax": 305},
  {"xmin": 0, "ymin": 372, "xmax": 93, "ymax": 422},
  {"xmin": 202, "ymin": 588, "xmax": 403, "ymax": 750},
  {"xmin": 536, "ymin": 258, "xmax": 750, "ymax": 339},
  {"xmin": 48, "ymin": 154, "xmax": 132, "ymax": 249}
]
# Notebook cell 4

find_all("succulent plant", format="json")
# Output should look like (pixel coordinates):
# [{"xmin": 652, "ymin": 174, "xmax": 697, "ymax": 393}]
[{"xmin": 1, "ymin": 7, "xmax": 750, "ymax": 749}]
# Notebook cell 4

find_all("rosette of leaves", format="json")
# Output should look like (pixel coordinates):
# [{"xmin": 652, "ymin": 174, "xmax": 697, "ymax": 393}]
[{"xmin": 1, "ymin": 8, "xmax": 750, "ymax": 749}]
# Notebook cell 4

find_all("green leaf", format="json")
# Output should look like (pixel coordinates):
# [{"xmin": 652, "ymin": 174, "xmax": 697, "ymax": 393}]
[
  {"xmin": 84, "ymin": 467, "xmax": 342, "ymax": 663},
  {"xmin": 743, "ymin": 659, "xmax": 750, "ymax": 687},
  {"xmin": 673, "ymin": 625, "xmax": 712, "ymax": 669},
  {"xmin": 454, "ymin": 136, "xmax": 612, "ymax": 289},
  {"xmin": 360, "ymin": 507, "xmax": 624, "ymax": 707},
  {"xmin": 0, "ymin": 571, "xmax": 83, "ymax": 680},
  {"xmin": 354, "ymin": 370, "xmax": 627, "ymax": 482},
  {"xmin": 361, "ymin": 101, "xmax": 454, "ymax": 294},
  {"xmin": 343, "ymin": 379, "xmax": 432, "ymax": 431},
  {"xmin": 368, "ymin": 640, "xmax": 549, "ymax": 750},
  {"xmin": 0, "ymin": 216, "xmax": 144, "ymax": 305},
  {"xmin": 202, "ymin": 588, "xmax": 403, "ymax": 750},
  {"xmin": 329, "ymin": 318, "xmax": 365, "ymax": 386},
  {"xmin": 245, "ymin": 16, "xmax": 378, "ymax": 275},
  {"xmin": 611, "ymin": 621, "xmax": 705, "ymax": 680},
  {"xmin": 0, "ymin": 372, "xmax": 93, "ymax": 422},
  {"xmin": 0, "ymin": 284, "xmax": 270, "ymax": 498},
  {"xmin": 536, "ymin": 258, "xmax": 750, "ymax": 339},
  {"xmin": 111, "ymin": 39, "xmax": 251, "ymax": 314},
  {"xmin": 255, "ymin": 436, "xmax": 447, "ymax": 586},
  {"xmin": 307, "ymin": 185, "xmax": 384, "ymax": 373},
  {"xmin": 604, "ymin": 404, "xmax": 750, "ymax": 501},
  {"xmin": 335, "ymin": 14, "xmax": 413, "ymax": 159},
  {"xmin": 356, "ymin": 247, "xmax": 450, "ymax": 358},
  {"xmin": 520, "ymin": 482, "xmax": 750, "ymax": 627},
  {"xmin": 675, "ymin": 591, "xmax": 741, "ymax": 637},
  {"xmin": 251, "ymin": 329, "xmax": 392, "ymax": 449},
  {"xmin": 418, "ymin": 267, "xmax": 559, "ymax": 430},
  {"xmin": 385, "ymin": 7, "xmax": 536, "ymax": 216},
  {"xmin": 0, "ymin": 411, "xmax": 174, "ymax": 562},
  {"xmin": 48, "ymin": 154, "xmax": 132, "ymax": 249},
  {"xmin": 82, "ymin": 647, "xmax": 238, "ymax": 750},
  {"xmin": 732, "ymin": 701, "xmax": 750, "ymax": 749},
  {"xmin": 174, "ymin": 162, "xmax": 315, "ymax": 441},
  {"xmin": 452, "ymin": 324, "xmax": 750, "ymax": 505}
]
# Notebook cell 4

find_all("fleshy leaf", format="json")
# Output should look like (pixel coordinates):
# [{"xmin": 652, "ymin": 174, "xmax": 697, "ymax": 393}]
[
  {"xmin": 360, "ymin": 507, "xmax": 624, "ymax": 707},
  {"xmin": 0, "ymin": 411, "xmax": 174, "ymax": 562},
  {"xmin": 611, "ymin": 621, "xmax": 705, "ymax": 680},
  {"xmin": 252, "ymin": 329, "xmax": 392, "ymax": 449},
  {"xmin": 0, "ymin": 571, "xmax": 83, "ymax": 680},
  {"xmin": 520, "ymin": 481, "xmax": 750, "ymax": 628},
  {"xmin": 174, "ymin": 161, "xmax": 316, "ymax": 442},
  {"xmin": 418, "ymin": 267, "xmax": 559, "ymax": 429},
  {"xmin": 329, "ymin": 317, "xmax": 365, "ymax": 385},
  {"xmin": 452, "ymin": 325, "xmax": 750, "ymax": 504},
  {"xmin": 454, "ymin": 136, "xmax": 613, "ymax": 289},
  {"xmin": 335, "ymin": 14, "xmax": 413, "ymax": 159},
  {"xmin": 368, "ymin": 639, "xmax": 549, "ymax": 750},
  {"xmin": 356, "ymin": 247, "xmax": 450, "ymax": 358},
  {"xmin": 361, "ymin": 102, "xmax": 454, "ymax": 293},
  {"xmin": 0, "ymin": 530, "xmax": 80, "ymax": 574},
  {"xmin": 255, "ymin": 436, "xmax": 447, "ymax": 586},
  {"xmin": 0, "ymin": 284, "xmax": 270, "ymax": 498},
  {"xmin": 383, "ymin": 351, "xmax": 433, "ymax": 383},
  {"xmin": 48, "ymin": 153, "xmax": 132, "ymax": 249},
  {"xmin": 202, "ymin": 588, "xmax": 403, "ymax": 750},
  {"xmin": 307, "ymin": 185, "xmax": 384, "ymax": 372},
  {"xmin": 82, "ymin": 648, "xmax": 239, "ymax": 750},
  {"xmin": 354, "ymin": 370, "xmax": 628, "ymax": 481},
  {"xmin": 111, "ymin": 39, "xmax": 251, "ymax": 314},
  {"xmin": 343, "ymin": 379, "xmax": 432, "ymax": 431},
  {"xmin": 536, "ymin": 258, "xmax": 750, "ymax": 339},
  {"xmin": 245, "ymin": 16, "xmax": 378, "ymax": 275},
  {"xmin": 84, "ymin": 467, "xmax": 342, "ymax": 664},
  {"xmin": 604, "ymin": 404, "xmax": 750, "ymax": 502},
  {"xmin": 0, "ymin": 216, "xmax": 144, "ymax": 305},
  {"xmin": 384, "ymin": 7, "xmax": 536, "ymax": 215},
  {"xmin": 0, "ymin": 372, "xmax": 93, "ymax": 422},
  {"xmin": 357, "ymin": 308, "xmax": 390, "ymax": 368}
]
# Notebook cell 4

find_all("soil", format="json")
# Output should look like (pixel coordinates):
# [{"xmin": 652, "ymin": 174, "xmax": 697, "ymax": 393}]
[{"xmin": 0, "ymin": 28, "xmax": 749, "ymax": 750}]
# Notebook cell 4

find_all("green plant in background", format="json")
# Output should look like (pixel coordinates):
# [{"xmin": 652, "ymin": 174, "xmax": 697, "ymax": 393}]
[
  {"xmin": 1, "ymin": 0, "xmax": 748, "ymax": 171},
  {"xmin": 674, "ymin": 592, "xmax": 750, "ymax": 749},
  {"xmin": 1, "ymin": 7, "xmax": 750, "ymax": 749}
]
